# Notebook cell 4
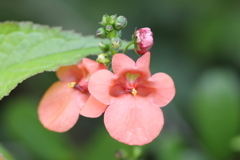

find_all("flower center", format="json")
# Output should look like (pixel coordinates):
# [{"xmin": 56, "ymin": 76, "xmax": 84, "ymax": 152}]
[
  {"xmin": 125, "ymin": 88, "xmax": 137, "ymax": 96},
  {"xmin": 124, "ymin": 73, "xmax": 140, "ymax": 96},
  {"xmin": 131, "ymin": 88, "xmax": 137, "ymax": 96},
  {"xmin": 68, "ymin": 82, "xmax": 86, "ymax": 92},
  {"xmin": 126, "ymin": 73, "xmax": 140, "ymax": 83}
]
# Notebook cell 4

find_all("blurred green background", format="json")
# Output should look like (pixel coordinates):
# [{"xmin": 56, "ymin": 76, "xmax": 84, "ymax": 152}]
[{"xmin": 1, "ymin": 0, "xmax": 240, "ymax": 159}]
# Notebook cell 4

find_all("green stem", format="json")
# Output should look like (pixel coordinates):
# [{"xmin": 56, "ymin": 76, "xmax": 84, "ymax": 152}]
[
  {"xmin": 109, "ymin": 30, "xmax": 117, "ymax": 38},
  {"xmin": 110, "ymin": 48, "xmax": 117, "ymax": 55},
  {"xmin": 128, "ymin": 146, "xmax": 142, "ymax": 160},
  {"xmin": 133, "ymin": 146, "xmax": 142, "ymax": 159},
  {"xmin": 122, "ymin": 41, "xmax": 135, "ymax": 54}
]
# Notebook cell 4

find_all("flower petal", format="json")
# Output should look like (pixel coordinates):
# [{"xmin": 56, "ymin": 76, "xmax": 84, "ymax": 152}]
[
  {"xmin": 38, "ymin": 81, "xmax": 89, "ymax": 132},
  {"xmin": 80, "ymin": 95, "xmax": 108, "ymax": 118},
  {"xmin": 149, "ymin": 72, "xmax": 175, "ymax": 107},
  {"xmin": 56, "ymin": 65, "xmax": 83, "ymax": 82},
  {"xmin": 112, "ymin": 53, "xmax": 136, "ymax": 74},
  {"xmin": 88, "ymin": 69, "xmax": 114, "ymax": 105},
  {"xmin": 104, "ymin": 95, "xmax": 164, "ymax": 145},
  {"xmin": 81, "ymin": 58, "xmax": 107, "ymax": 75},
  {"xmin": 136, "ymin": 52, "xmax": 151, "ymax": 77}
]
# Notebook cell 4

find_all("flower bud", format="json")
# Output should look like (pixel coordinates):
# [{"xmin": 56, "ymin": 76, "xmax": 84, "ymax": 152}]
[
  {"xmin": 114, "ymin": 16, "xmax": 127, "ymax": 30},
  {"xmin": 99, "ymin": 14, "xmax": 110, "ymax": 26},
  {"xmin": 97, "ymin": 53, "xmax": 110, "ymax": 64},
  {"xmin": 109, "ymin": 14, "xmax": 117, "ymax": 25},
  {"xmin": 106, "ymin": 25, "xmax": 114, "ymax": 32},
  {"xmin": 134, "ymin": 27, "xmax": 153, "ymax": 55},
  {"xmin": 99, "ymin": 42, "xmax": 110, "ymax": 52},
  {"xmin": 111, "ymin": 37, "xmax": 122, "ymax": 49},
  {"xmin": 96, "ymin": 27, "xmax": 108, "ymax": 38}
]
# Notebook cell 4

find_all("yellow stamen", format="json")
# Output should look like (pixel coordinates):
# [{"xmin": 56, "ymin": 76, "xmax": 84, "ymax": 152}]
[
  {"xmin": 131, "ymin": 88, "xmax": 137, "ymax": 96},
  {"xmin": 68, "ymin": 82, "xmax": 76, "ymax": 88}
]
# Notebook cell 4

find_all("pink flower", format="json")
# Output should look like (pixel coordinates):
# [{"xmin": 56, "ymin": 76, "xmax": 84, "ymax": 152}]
[
  {"xmin": 38, "ymin": 58, "xmax": 107, "ymax": 132},
  {"xmin": 88, "ymin": 52, "xmax": 175, "ymax": 145},
  {"xmin": 135, "ymin": 27, "xmax": 153, "ymax": 55}
]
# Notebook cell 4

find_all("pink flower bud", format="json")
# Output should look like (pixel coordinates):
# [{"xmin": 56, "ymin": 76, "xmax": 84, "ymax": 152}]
[{"xmin": 135, "ymin": 27, "xmax": 153, "ymax": 55}]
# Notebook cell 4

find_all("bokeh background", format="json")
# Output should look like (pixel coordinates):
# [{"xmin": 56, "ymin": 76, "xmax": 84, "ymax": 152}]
[{"xmin": 1, "ymin": 0, "xmax": 240, "ymax": 159}]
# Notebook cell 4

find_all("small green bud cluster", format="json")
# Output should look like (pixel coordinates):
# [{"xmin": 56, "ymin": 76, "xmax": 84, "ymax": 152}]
[
  {"xmin": 96, "ymin": 14, "xmax": 127, "ymax": 39},
  {"xmin": 99, "ymin": 14, "xmax": 127, "ymax": 31},
  {"xmin": 96, "ymin": 14, "xmax": 128, "ymax": 65}
]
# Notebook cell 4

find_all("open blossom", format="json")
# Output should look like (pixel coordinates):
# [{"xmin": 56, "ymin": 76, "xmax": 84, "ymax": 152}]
[
  {"xmin": 87, "ymin": 52, "xmax": 175, "ymax": 145},
  {"xmin": 135, "ymin": 27, "xmax": 153, "ymax": 55},
  {"xmin": 38, "ymin": 58, "xmax": 107, "ymax": 132}
]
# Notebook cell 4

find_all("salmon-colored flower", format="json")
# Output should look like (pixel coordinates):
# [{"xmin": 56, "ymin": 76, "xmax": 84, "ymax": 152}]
[
  {"xmin": 88, "ymin": 52, "xmax": 175, "ymax": 145},
  {"xmin": 38, "ymin": 58, "xmax": 107, "ymax": 132}
]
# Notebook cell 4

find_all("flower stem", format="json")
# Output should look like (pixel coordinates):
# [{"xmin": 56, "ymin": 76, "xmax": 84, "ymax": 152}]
[
  {"xmin": 122, "ymin": 41, "xmax": 135, "ymax": 54},
  {"xmin": 127, "ymin": 145, "xmax": 142, "ymax": 160},
  {"xmin": 109, "ymin": 30, "xmax": 117, "ymax": 38},
  {"xmin": 133, "ymin": 146, "xmax": 142, "ymax": 159},
  {"xmin": 110, "ymin": 48, "xmax": 117, "ymax": 55}
]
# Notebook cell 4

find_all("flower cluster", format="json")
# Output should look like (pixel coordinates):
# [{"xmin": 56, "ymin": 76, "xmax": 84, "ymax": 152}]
[
  {"xmin": 96, "ymin": 14, "xmax": 127, "ymax": 65},
  {"xmin": 38, "ymin": 15, "xmax": 175, "ymax": 146},
  {"xmin": 38, "ymin": 52, "xmax": 175, "ymax": 145}
]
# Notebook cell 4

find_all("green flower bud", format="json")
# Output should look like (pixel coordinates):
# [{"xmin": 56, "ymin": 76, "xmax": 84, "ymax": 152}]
[
  {"xmin": 111, "ymin": 37, "xmax": 122, "ymax": 49},
  {"xmin": 96, "ymin": 27, "xmax": 107, "ymax": 38},
  {"xmin": 99, "ymin": 14, "xmax": 110, "ymax": 26},
  {"xmin": 99, "ymin": 42, "xmax": 110, "ymax": 52},
  {"xmin": 109, "ymin": 14, "xmax": 117, "ymax": 25},
  {"xmin": 97, "ymin": 53, "xmax": 110, "ymax": 64},
  {"xmin": 106, "ymin": 25, "xmax": 114, "ymax": 32},
  {"xmin": 114, "ymin": 16, "xmax": 127, "ymax": 30}
]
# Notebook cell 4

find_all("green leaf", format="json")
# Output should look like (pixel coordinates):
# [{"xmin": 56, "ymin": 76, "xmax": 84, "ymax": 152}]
[
  {"xmin": 0, "ymin": 21, "xmax": 132, "ymax": 100},
  {"xmin": 191, "ymin": 68, "xmax": 240, "ymax": 160}
]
